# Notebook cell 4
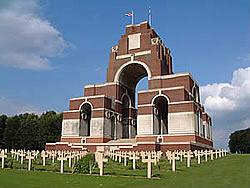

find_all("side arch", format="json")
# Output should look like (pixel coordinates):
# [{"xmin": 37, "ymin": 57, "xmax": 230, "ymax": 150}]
[
  {"xmin": 151, "ymin": 93, "xmax": 170, "ymax": 105},
  {"xmin": 192, "ymin": 86, "xmax": 200, "ymax": 103},
  {"xmin": 79, "ymin": 101, "xmax": 93, "ymax": 136},
  {"xmin": 79, "ymin": 101, "xmax": 93, "ymax": 111},
  {"xmin": 151, "ymin": 94, "xmax": 169, "ymax": 135}
]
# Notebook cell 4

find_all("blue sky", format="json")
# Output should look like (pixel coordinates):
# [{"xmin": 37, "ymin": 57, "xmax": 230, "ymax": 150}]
[{"xmin": 0, "ymin": 0, "xmax": 250, "ymax": 148}]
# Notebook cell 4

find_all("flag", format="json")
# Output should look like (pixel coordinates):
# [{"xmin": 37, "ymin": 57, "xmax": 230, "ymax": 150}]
[
  {"xmin": 125, "ymin": 11, "xmax": 134, "ymax": 24},
  {"xmin": 125, "ymin": 12, "xmax": 133, "ymax": 17}
]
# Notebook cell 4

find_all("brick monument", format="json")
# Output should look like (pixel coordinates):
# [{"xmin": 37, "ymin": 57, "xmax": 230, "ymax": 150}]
[{"xmin": 46, "ymin": 21, "xmax": 213, "ymax": 152}]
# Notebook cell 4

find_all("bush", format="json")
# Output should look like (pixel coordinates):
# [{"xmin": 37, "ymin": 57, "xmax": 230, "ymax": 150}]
[
  {"xmin": 51, "ymin": 162, "xmax": 60, "ymax": 172},
  {"xmin": 5, "ymin": 157, "xmax": 14, "ymax": 168},
  {"xmin": 73, "ymin": 154, "xmax": 97, "ymax": 174}
]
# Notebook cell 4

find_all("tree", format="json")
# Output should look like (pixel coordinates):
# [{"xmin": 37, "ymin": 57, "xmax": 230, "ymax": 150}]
[
  {"xmin": 18, "ymin": 113, "xmax": 39, "ymax": 150},
  {"xmin": 3, "ymin": 115, "xmax": 21, "ymax": 149},
  {"xmin": 37, "ymin": 111, "xmax": 62, "ymax": 150},
  {"xmin": 1, "ymin": 111, "xmax": 62, "ymax": 150},
  {"xmin": 229, "ymin": 128, "xmax": 250, "ymax": 154},
  {"xmin": 0, "ymin": 115, "xmax": 7, "ymax": 148}
]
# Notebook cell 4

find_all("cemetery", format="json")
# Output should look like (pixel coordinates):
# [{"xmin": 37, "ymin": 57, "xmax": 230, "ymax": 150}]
[
  {"xmin": 0, "ymin": 148, "xmax": 249, "ymax": 188},
  {"xmin": 0, "ymin": 1, "xmax": 249, "ymax": 188}
]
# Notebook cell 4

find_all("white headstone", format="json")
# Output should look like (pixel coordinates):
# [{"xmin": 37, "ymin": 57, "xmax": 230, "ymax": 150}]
[
  {"xmin": 170, "ymin": 152, "xmax": 180, "ymax": 172},
  {"xmin": 122, "ymin": 152, "xmax": 129, "ymax": 166},
  {"xmin": 19, "ymin": 151, "xmax": 26, "ymax": 165},
  {"xmin": 57, "ymin": 156, "xmax": 67, "ymax": 174},
  {"xmin": 67, "ymin": 153, "xmax": 74, "ymax": 168},
  {"xmin": 129, "ymin": 152, "xmax": 140, "ymax": 170},
  {"xmin": 184, "ymin": 151, "xmax": 194, "ymax": 168},
  {"xmin": 26, "ymin": 153, "xmax": 35, "ymax": 171},
  {"xmin": 0, "ymin": 150, "xmax": 7, "ymax": 169},
  {"xmin": 41, "ymin": 151, "xmax": 48, "ymax": 166},
  {"xmin": 95, "ymin": 152, "xmax": 108, "ymax": 176},
  {"xmin": 142, "ymin": 153, "xmax": 156, "ymax": 179},
  {"xmin": 197, "ymin": 150, "xmax": 201, "ymax": 164},
  {"xmin": 210, "ymin": 150, "xmax": 214, "ymax": 160}
]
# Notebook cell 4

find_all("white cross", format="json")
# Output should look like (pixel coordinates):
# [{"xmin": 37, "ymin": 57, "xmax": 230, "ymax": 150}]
[
  {"xmin": 41, "ymin": 151, "xmax": 48, "ymax": 166},
  {"xmin": 151, "ymin": 151, "xmax": 160, "ymax": 165},
  {"xmin": 10, "ymin": 149, "xmax": 15, "ymax": 158},
  {"xmin": 204, "ymin": 150, "xmax": 208, "ymax": 162},
  {"xmin": 215, "ymin": 150, "xmax": 218, "ymax": 159},
  {"xmin": 114, "ymin": 152, "xmax": 118, "ymax": 162},
  {"xmin": 179, "ymin": 150, "xmax": 184, "ymax": 162},
  {"xmin": 19, "ymin": 151, "xmax": 26, "ymax": 165},
  {"xmin": 165, "ymin": 151, "xmax": 172, "ymax": 164},
  {"xmin": 67, "ymin": 154, "xmax": 74, "ymax": 168},
  {"xmin": 184, "ymin": 151, "xmax": 194, "ymax": 168},
  {"xmin": 51, "ymin": 152, "xmax": 57, "ymax": 163},
  {"xmin": 224, "ymin": 149, "xmax": 227, "ymax": 157},
  {"xmin": 129, "ymin": 152, "xmax": 140, "ymax": 170},
  {"xmin": 0, "ymin": 150, "xmax": 7, "ymax": 169},
  {"xmin": 218, "ymin": 149, "xmax": 222, "ymax": 158},
  {"xmin": 57, "ymin": 155, "xmax": 67, "ymax": 174},
  {"xmin": 16, "ymin": 150, "xmax": 20, "ymax": 161},
  {"xmin": 26, "ymin": 153, "xmax": 35, "ymax": 171},
  {"xmin": 110, "ymin": 150, "xmax": 115, "ymax": 160},
  {"xmin": 118, "ymin": 152, "xmax": 122, "ymax": 163},
  {"xmin": 142, "ymin": 153, "xmax": 156, "ymax": 179},
  {"xmin": 95, "ymin": 152, "xmax": 108, "ymax": 176},
  {"xmin": 170, "ymin": 151, "xmax": 180, "ymax": 172},
  {"xmin": 122, "ymin": 152, "xmax": 130, "ymax": 166},
  {"xmin": 210, "ymin": 150, "xmax": 214, "ymax": 161},
  {"xmin": 197, "ymin": 150, "xmax": 201, "ymax": 164}
]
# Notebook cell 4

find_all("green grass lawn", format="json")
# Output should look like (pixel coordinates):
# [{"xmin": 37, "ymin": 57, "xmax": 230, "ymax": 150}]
[{"xmin": 0, "ymin": 154, "xmax": 249, "ymax": 188}]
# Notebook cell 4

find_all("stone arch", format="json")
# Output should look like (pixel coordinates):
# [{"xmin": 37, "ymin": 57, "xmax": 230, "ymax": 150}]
[
  {"xmin": 79, "ymin": 102, "xmax": 92, "ymax": 136},
  {"xmin": 115, "ymin": 61, "xmax": 151, "ymax": 107},
  {"xmin": 152, "ymin": 94, "xmax": 169, "ymax": 135},
  {"xmin": 114, "ymin": 60, "xmax": 152, "ymax": 83},
  {"xmin": 151, "ymin": 93, "xmax": 170, "ymax": 105},
  {"xmin": 192, "ymin": 86, "xmax": 200, "ymax": 103},
  {"xmin": 121, "ymin": 93, "xmax": 132, "ymax": 108},
  {"xmin": 79, "ymin": 101, "xmax": 93, "ymax": 110},
  {"xmin": 114, "ymin": 61, "xmax": 152, "ymax": 139}
]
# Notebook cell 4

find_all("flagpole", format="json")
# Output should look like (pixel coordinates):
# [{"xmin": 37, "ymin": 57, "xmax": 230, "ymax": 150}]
[
  {"xmin": 132, "ymin": 10, "xmax": 134, "ymax": 24},
  {"xmin": 148, "ymin": 8, "xmax": 152, "ymax": 26}
]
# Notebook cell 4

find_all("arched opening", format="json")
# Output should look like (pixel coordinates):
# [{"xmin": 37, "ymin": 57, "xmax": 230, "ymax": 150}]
[
  {"xmin": 116, "ymin": 62, "xmax": 150, "ymax": 139},
  {"xmin": 122, "ymin": 95, "xmax": 130, "ymax": 138},
  {"xmin": 80, "ymin": 103, "xmax": 91, "ymax": 136},
  {"xmin": 152, "ymin": 96, "xmax": 168, "ymax": 135},
  {"xmin": 192, "ymin": 86, "xmax": 200, "ymax": 103},
  {"xmin": 117, "ymin": 62, "xmax": 149, "ymax": 107}
]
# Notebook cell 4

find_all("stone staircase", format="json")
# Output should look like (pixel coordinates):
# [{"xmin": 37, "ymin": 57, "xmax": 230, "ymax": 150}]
[
  {"xmin": 107, "ymin": 138, "xmax": 136, "ymax": 144},
  {"xmin": 107, "ymin": 139, "xmax": 137, "ymax": 150}
]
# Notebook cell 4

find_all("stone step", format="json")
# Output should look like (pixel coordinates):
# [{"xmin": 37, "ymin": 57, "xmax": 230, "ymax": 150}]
[{"xmin": 108, "ymin": 138, "xmax": 136, "ymax": 144}]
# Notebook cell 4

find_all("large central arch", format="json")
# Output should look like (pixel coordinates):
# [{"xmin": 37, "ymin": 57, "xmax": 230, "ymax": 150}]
[
  {"xmin": 114, "ymin": 61, "xmax": 152, "ymax": 83},
  {"xmin": 115, "ymin": 61, "xmax": 151, "ymax": 138},
  {"xmin": 115, "ymin": 61, "xmax": 151, "ymax": 106}
]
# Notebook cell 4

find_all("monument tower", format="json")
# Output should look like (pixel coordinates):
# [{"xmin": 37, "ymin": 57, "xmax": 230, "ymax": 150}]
[{"xmin": 46, "ymin": 21, "xmax": 213, "ymax": 151}]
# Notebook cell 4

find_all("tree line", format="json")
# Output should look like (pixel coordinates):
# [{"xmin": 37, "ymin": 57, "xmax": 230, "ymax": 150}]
[
  {"xmin": 0, "ymin": 111, "xmax": 62, "ymax": 151},
  {"xmin": 229, "ymin": 128, "xmax": 250, "ymax": 154}
]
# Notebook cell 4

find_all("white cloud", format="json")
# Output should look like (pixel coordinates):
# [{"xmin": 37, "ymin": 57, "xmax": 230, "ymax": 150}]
[
  {"xmin": 201, "ymin": 67, "xmax": 250, "ymax": 112},
  {"xmin": 0, "ymin": 96, "xmax": 43, "ymax": 116},
  {"xmin": 201, "ymin": 66, "xmax": 250, "ymax": 148},
  {"xmin": 0, "ymin": 0, "xmax": 68, "ymax": 70}
]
